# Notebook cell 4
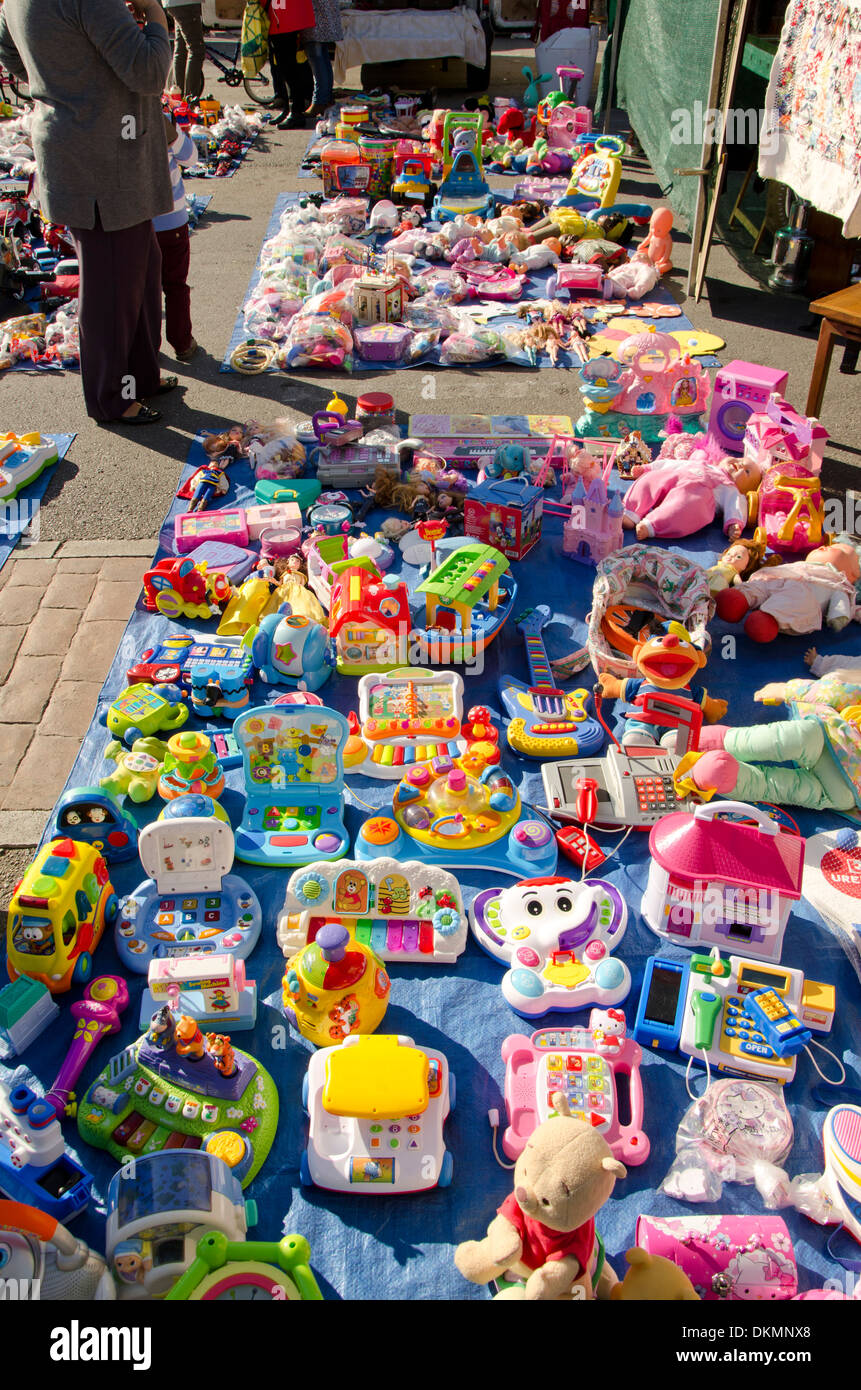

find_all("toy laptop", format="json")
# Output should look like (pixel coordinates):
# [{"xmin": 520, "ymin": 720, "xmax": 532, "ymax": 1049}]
[
  {"xmin": 115, "ymin": 818, "xmax": 262, "ymax": 973},
  {"xmin": 348, "ymin": 668, "xmax": 466, "ymax": 777},
  {"xmin": 500, "ymin": 1010, "xmax": 648, "ymax": 1165},
  {"xmin": 232, "ymin": 705, "xmax": 350, "ymax": 868},
  {"xmin": 277, "ymin": 858, "xmax": 466, "ymax": 965},
  {"xmin": 301, "ymin": 1034, "xmax": 453, "ymax": 1193},
  {"xmin": 470, "ymin": 876, "xmax": 629, "ymax": 1017}
]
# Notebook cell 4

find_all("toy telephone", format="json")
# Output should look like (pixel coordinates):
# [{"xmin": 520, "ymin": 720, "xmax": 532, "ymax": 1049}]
[{"xmin": 542, "ymin": 743, "xmax": 697, "ymax": 830}]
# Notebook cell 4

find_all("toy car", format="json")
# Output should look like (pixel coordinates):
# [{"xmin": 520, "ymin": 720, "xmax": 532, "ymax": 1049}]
[
  {"xmin": 99, "ymin": 682, "xmax": 189, "ymax": 747},
  {"xmin": 6, "ymin": 838, "xmax": 119, "ymax": 993},
  {"xmin": 142, "ymin": 557, "xmax": 232, "ymax": 622},
  {"xmin": 50, "ymin": 787, "xmax": 139, "ymax": 864}
]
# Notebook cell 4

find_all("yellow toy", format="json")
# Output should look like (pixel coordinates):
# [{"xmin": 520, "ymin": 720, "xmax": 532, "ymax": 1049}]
[
  {"xmin": 282, "ymin": 922, "xmax": 390, "ymax": 1045},
  {"xmin": 217, "ymin": 576, "xmax": 279, "ymax": 638},
  {"xmin": 610, "ymin": 1247, "xmax": 700, "ymax": 1300},
  {"xmin": 6, "ymin": 839, "xmax": 119, "ymax": 994}
]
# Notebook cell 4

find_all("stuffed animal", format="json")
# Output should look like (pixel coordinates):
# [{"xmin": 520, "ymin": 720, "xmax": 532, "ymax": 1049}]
[
  {"xmin": 598, "ymin": 622, "xmax": 727, "ymax": 747},
  {"xmin": 716, "ymin": 541, "xmax": 861, "ymax": 642},
  {"xmin": 611, "ymin": 1247, "xmax": 700, "ymax": 1301},
  {"xmin": 454, "ymin": 1094, "xmax": 625, "ymax": 1300}
]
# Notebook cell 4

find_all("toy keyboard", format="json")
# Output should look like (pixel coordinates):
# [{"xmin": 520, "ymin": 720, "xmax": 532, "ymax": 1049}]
[
  {"xmin": 366, "ymin": 739, "xmax": 461, "ymax": 770},
  {"xmin": 116, "ymin": 884, "xmax": 261, "ymax": 972},
  {"xmin": 500, "ymin": 607, "xmax": 604, "ymax": 760},
  {"xmin": 501, "ymin": 1017, "xmax": 648, "ymax": 1165}
]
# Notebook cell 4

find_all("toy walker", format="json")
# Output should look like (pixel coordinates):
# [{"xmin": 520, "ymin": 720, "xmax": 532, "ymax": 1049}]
[
  {"xmin": 301, "ymin": 1033, "xmax": 454, "ymax": 1192},
  {"xmin": 471, "ymin": 875, "xmax": 630, "ymax": 1017},
  {"xmin": 115, "ymin": 817, "xmax": 262, "ymax": 973}
]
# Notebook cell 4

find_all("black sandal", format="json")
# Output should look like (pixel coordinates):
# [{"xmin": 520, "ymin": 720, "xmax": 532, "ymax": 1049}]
[{"xmin": 98, "ymin": 403, "xmax": 162, "ymax": 427}]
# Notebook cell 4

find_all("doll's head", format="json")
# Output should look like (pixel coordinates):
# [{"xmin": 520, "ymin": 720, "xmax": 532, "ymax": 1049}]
[
  {"xmin": 718, "ymin": 529, "xmax": 781, "ymax": 581},
  {"xmin": 648, "ymin": 208, "xmax": 674, "ymax": 237},
  {"xmin": 807, "ymin": 541, "xmax": 861, "ymax": 584},
  {"xmin": 727, "ymin": 456, "xmax": 763, "ymax": 495}
]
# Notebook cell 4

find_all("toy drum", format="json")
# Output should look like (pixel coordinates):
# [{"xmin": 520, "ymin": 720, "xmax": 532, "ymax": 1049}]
[
  {"xmin": 635, "ymin": 1215, "xmax": 798, "ymax": 1300},
  {"xmin": 340, "ymin": 103, "xmax": 369, "ymax": 128}
]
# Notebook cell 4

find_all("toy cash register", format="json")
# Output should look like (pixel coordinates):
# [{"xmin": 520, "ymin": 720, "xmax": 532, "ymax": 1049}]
[
  {"xmin": 677, "ymin": 949, "xmax": 835, "ymax": 1084},
  {"xmin": 301, "ymin": 1034, "xmax": 453, "ymax": 1193},
  {"xmin": 232, "ymin": 704, "xmax": 350, "ymax": 868},
  {"xmin": 115, "ymin": 818, "xmax": 262, "ymax": 972},
  {"xmin": 500, "ymin": 1010, "xmax": 648, "ymax": 1165}
]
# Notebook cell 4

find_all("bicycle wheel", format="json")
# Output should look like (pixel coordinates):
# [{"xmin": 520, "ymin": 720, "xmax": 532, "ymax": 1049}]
[{"xmin": 243, "ymin": 58, "xmax": 281, "ymax": 107}]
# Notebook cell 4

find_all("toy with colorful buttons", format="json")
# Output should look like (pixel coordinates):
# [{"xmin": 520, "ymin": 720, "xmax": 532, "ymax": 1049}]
[
  {"xmin": 99, "ymin": 682, "xmax": 189, "ymax": 747},
  {"xmin": 355, "ymin": 760, "xmax": 557, "ymax": 879},
  {"xmin": 277, "ymin": 858, "xmax": 467, "ymax": 965},
  {"xmin": 158, "ymin": 731, "xmax": 226, "ymax": 802},
  {"xmin": 51, "ymin": 786, "xmax": 139, "ymax": 863},
  {"xmin": 500, "ymin": 1011, "xmax": 649, "ymax": 1165},
  {"xmin": 115, "ymin": 818, "xmax": 262, "ymax": 973},
  {"xmin": 6, "ymin": 838, "xmax": 119, "ymax": 994},
  {"xmin": 100, "ymin": 737, "xmax": 170, "ymax": 804},
  {"xmin": 0, "ymin": 1082, "xmax": 94, "ymax": 1222},
  {"xmin": 343, "ymin": 668, "xmax": 493, "ymax": 779},
  {"xmin": 470, "ymin": 875, "xmax": 630, "ymax": 1017},
  {"xmin": 300, "ymin": 1033, "xmax": 454, "ymax": 1193},
  {"xmin": 282, "ymin": 923, "xmax": 390, "ymax": 1046},
  {"xmin": 247, "ymin": 608, "xmax": 333, "ymax": 691},
  {"xmin": 77, "ymin": 1020, "xmax": 279, "ymax": 1187}
]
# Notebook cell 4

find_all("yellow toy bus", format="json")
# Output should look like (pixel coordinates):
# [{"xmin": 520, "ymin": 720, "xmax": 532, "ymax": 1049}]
[{"xmin": 6, "ymin": 838, "xmax": 119, "ymax": 994}]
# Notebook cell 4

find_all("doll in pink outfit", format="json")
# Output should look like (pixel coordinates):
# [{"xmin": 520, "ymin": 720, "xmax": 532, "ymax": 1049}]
[{"xmin": 622, "ymin": 439, "xmax": 762, "ymax": 541}]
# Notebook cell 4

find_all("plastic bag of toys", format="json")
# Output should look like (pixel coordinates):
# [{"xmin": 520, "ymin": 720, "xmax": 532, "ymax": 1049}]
[
  {"xmin": 439, "ymin": 323, "xmax": 502, "ymax": 364},
  {"xmin": 278, "ymin": 311, "xmax": 353, "ymax": 369}
]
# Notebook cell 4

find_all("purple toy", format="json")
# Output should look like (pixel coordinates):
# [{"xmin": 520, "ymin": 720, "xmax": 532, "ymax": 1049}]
[{"xmin": 45, "ymin": 975, "xmax": 130, "ymax": 1120}]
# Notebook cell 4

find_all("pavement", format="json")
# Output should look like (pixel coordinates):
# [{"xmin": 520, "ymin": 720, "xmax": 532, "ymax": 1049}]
[{"xmin": 0, "ymin": 36, "xmax": 858, "ymax": 864}]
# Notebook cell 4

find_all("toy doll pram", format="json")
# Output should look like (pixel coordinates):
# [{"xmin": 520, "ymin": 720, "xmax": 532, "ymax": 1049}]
[{"xmin": 586, "ymin": 543, "xmax": 715, "ymax": 681}]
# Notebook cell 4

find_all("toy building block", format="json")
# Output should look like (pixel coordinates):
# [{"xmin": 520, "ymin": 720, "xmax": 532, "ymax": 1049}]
[{"xmin": 0, "ymin": 978, "xmax": 59, "ymax": 1060}]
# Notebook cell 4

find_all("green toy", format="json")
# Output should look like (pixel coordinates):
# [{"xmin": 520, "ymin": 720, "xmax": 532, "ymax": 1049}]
[
  {"xmin": 166, "ymin": 1231, "xmax": 323, "ymax": 1301},
  {"xmin": 100, "ymin": 682, "xmax": 189, "ymax": 746},
  {"xmin": 100, "ymin": 737, "xmax": 170, "ymax": 803}
]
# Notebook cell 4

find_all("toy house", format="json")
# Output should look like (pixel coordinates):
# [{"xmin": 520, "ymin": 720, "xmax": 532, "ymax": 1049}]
[
  {"xmin": 576, "ymin": 328, "xmax": 710, "ymax": 442},
  {"xmin": 642, "ymin": 804, "xmax": 805, "ymax": 963},
  {"xmin": 743, "ymin": 393, "xmax": 829, "ymax": 475},
  {"xmin": 563, "ymin": 473, "xmax": 623, "ymax": 564},
  {"xmin": 329, "ymin": 565, "xmax": 411, "ymax": 675},
  {"xmin": 463, "ymin": 475, "xmax": 543, "ymax": 560},
  {"xmin": 352, "ymin": 270, "xmax": 405, "ymax": 326}
]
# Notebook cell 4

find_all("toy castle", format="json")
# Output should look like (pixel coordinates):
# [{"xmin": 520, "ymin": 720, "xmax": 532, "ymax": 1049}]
[{"xmin": 563, "ymin": 471, "xmax": 623, "ymax": 565}]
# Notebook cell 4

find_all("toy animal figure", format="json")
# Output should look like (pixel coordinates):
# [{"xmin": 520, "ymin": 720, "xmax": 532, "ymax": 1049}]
[
  {"xmin": 455, "ymin": 1094, "xmax": 625, "ymax": 1300},
  {"xmin": 610, "ymin": 1248, "xmax": 700, "ymax": 1301},
  {"xmin": 145, "ymin": 1006, "xmax": 176, "ymax": 1051},
  {"xmin": 716, "ymin": 541, "xmax": 861, "ymax": 642},
  {"xmin": 638, "ymin": 208, "xmax": 674, "ymax": 275},
  {"xmin": 205, "ymin": 1033, "xmax": 236, "ymax": 1077},
  {"xmin": 174, "ymin": 1015, "xmax": 206, "ymax": 1060},
  {"xmin": 598, "ymin": 622, "xmax": 727, "ymax": 748}
]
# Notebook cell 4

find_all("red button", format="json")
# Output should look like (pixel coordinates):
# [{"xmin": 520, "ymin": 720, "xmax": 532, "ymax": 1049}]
[{"xmin": 269, "ymin": 834, "xmax": 308, "ymax": 846}]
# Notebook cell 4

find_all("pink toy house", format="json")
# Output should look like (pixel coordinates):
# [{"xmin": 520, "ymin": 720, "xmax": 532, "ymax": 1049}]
[
  {"xmin": 743, "ymin": 394, "xmax": 829, "ymax": 475},
  {"xmin": 642, "ymin": 803, "xmax": 805, "ymax": 962},
  {"xmin": 612, "ymin": 331, "xmax": 709, "ymax": 418}
]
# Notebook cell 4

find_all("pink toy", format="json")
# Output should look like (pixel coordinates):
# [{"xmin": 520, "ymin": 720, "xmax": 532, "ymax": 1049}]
[
  {"xmin": 563, "ymin": 451, "xmax": 624, "ymax": 564},
  {"xmin": 744, "ymin": 393, "xmax": 829, "ymax": 476},
  {"xmin": 637, "ymin": 208, "xmax": 674, "ymax": 275},
  {"xmin": 174, "ymin": 502, "xmax": 301, "ymax": 554},
  {"xmin": 622, "ymin": 439, "xmax": 761, "ymax": 541},
  {"xmin": 45, "ymin": 975, "xmax": 130, "ymax": 1120},
  {"xmin": 549, "ymin": 263, "xmax": 605, "ymax": 298},
  {"xmin": 708, "ymin": 361, "xmax": 789, "ymax": 454},
  {"xmin": 635, "ymin": 1215, "xmax": 798, "ymax": 1300},
  {"xmin": 546, "ymin": 103, "xmax": 591, "ymax": 150},
  {"xmin": 613, "ymin": 332, "xmax": 709, "ymax": 417},
  {"xmin": 755, "ymin": 461, "xmax": 826, "ymax": 556},
  {"xmin": 604, "ymin": 252, "xmax": 661, "ymax": 301},
  {"xmin": 463, "ymin": 264, "xmax": 525, "ymax": 301}
]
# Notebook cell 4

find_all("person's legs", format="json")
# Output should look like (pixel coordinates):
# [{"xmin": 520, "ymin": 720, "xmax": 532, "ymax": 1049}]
[
  {"xmin": 268, "ymin": 34, "xmax": 289, "ymax": 105},
  {"xmin": 69, "ymin": 214, "xmax": 162, "ymax": 421},
  {"xmin": 171, "ymin": 13, "xmax": 188, "ymax": 92},
  {"xmin": 172, "ymin": 4, "xmax": 205, "ymax": 97},
  {"xmin": 156, "ymin": 223, "xmax": 193, "ymax": 355},
  {"xmin": 304, "ymin": 39, "xmax": 333, "ymax": 111},
  {"xmin": 270, "ymin": 33, "xmax": 305, "ymax": 125}
]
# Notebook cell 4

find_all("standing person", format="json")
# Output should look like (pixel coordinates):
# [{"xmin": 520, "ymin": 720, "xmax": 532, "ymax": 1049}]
[
  {"xmin": 0, "ymin": 0, "xmax": 175, "ymax": 426},
  {"xmin": 302, "ymin": 0, "xmax": 342, "ymax": 119},
  {"xmin": 154, "ymin": 114, "xmax": 200, "ymax": 361},
  {"xmin": 163, "ymin": 0, "xmax": 205, "ymax": 99},
  {"xmin": 263, "ymin": 0, "xmax": 314, "ymax": 129}
]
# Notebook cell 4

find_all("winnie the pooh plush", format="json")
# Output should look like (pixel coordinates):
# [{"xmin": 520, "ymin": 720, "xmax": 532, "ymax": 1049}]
[
  {"xmin": 611, "ymin": 1247, "xmax": 700, "ymax": 1301},
  {"xmin": 454, "ymin": 1094, "xmax": 625, "ymax": 1300}
]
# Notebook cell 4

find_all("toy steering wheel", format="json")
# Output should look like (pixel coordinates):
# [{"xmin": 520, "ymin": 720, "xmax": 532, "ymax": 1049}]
[{"xmin": 593, "ymin": 135, "xmax": 626, "ymax": 156}]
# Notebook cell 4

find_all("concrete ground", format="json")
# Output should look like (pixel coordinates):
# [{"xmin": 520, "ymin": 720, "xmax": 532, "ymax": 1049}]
[{"xmin": 0, "ymin": 36, "xmax": 858, "ymax": 859}]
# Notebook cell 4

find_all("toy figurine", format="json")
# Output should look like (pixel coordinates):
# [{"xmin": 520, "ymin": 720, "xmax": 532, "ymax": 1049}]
[
  {"xmin": 598, "ymin": 623, "xmax": 727, "ymax": 747},
  {"xmin": 705, "ymin": 529, "xmax": 781, "ymax": 595},
  {"xmin": 186, "ymin": 460, "xmax": 229, "ymax": 513},
  {"xmin": 454, "ymin": 1094, "xmax": 625, "ymax": 1300},
  {"xmin": 611, "ymin": 1248, "xmax": 700, "ymax": 1301},
  {"xmin": 614, "ymin": 428, "xmax": 652, "ymax": 480},
  {"xmin": 638, "ymin": 208, "xmax": 674, "ymax": 275},
  {"xmin": 175, "ymin": 1015, "xmax": 206, "ymax": 1060},
  {"xmin": 146, "ymin": 1006, "xmax": 176, "ymax": 1050},
  {"xmin": 205, "ymin": 1033, "xmax": 236, "ymax": 1077}
]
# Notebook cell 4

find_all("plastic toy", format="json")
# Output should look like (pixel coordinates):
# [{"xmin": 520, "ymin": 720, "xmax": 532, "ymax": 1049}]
[
  {"xmin": 42, "ymin": 974, "xmax": 129, "ymax": 1123},
  {"xmin": 115, "ymin": 817, "xmax": 262, "ymax": 973},
  {"xmin": 103, "ymin": 1149, "xmax": 253, "ymax": 1298},
  {"xmin": 463, "ymin": 476, "xmax": 543, "ymax": 562},
  {"xmin": 597, "ymin": 622, "xmax": 726, "ymax": 749},
  {"xmin": 471, "ymin": 876, "xmax": 629, "ymax": 1017},
  {"xmin": 576, "ymin": 330, "xmax": 711, "ymax": 442},
  {"xmin": 307, "ymin": 499, "xmax": 354, "ymax": 536},
  {"xmin": 672, "ymin": 949, "xmax": 835, "ymax": 1083},
  {"xmin": 6, "ymin": 838, "xmax": 118, "ymax": 994},
  {"xmin": 408, "ymin": 412, "xmax": 576, "ymax": 468},
  {"xmin": 174, "ymin": 500, "xmax": 301, "ymax": 554},
  {"xmin": 311, "ymin": 406, "xmax": 363, "ymax": 447},
  {"xmin": 708, "ymin": 362, "xmax": 789, "ymax": 454},
  {"xmin": 100, "ymin": 737, "xmax": 170, "ymax": 804},
  {"xmin": 392, "ymin": 150, "xmax": 434, "ymax": 205},
  {"xmin": 499, "ymin": 607, "xmax": 604, "ymax": 760},
  {"xmin": 277, "ymin": 858, "xmax": 467, "ymax": 966},
  {"xmin": 216, "ymin": 575, "xmax": 279, "ymax": 639},
  {"xmin": 621, "ymin": 442, "xmax": 761, "ymax": 543},
  {"xmin": 562, "ymin": 459, "xmax": 624, "ymax": 564},
  {"xmin": 0, "ymin": 977, "xmax": 59, "ymax": 1061},
  {"xmin": 158, "ymin": 731, "xmax": 226, "ymax": 801},
  {"xmin": 432, "ymin": 118, "xmax": 493, "ymax": 221},
  {"xmin": 455, "ymin": 1089, "xmax": 626, "ymax": 1300},
  {"xmin": 301, "ymin": 1033, "xmax": 453, "ymax": 1193},
  {"xmin": 100, "ymin": 682, "xmax": 189, "ymax": 747},
  {"xmin": 0, "ymin": 1083, "xmax": 93, "ymax": 1221},
  {"xmin": 142, "ymin": 556, "xmax": 232, "ymax": 622},
  {"xmin": 559, "ymin": 138, "xmax": 624, "ymax": 209},
  {"xmin": 167, "ymin": 1229, "xmax": 322, "ymax": 1301},
  {"xmin": 140, "ymin": 953, "xmax": 257, "ymax": 1032},
  {"xmin": 232, "ymin": 704, "xmax": 350, "ymax": 868},
  {"xmin": 145, "ymin": 635, "xmax": 255, "ymax": 719},
  {"xmin": 642, "ymin": 801, "xmax": 805, "ymax": 962},
  {"xmin": 178, "ymin": 459, "xmax": 230, "ymax": 513},
  {"xmin": 247, "ymin": 607, "xmax": 332, "ymax": 692},
  {"xmin": 282, "ymin": 922, "xmax": 390, "ymax": 1046},
  {"xmin": 342, "ymin": 669, "xmax": 490, "ymax": 778},
  {"xmin": 355, "ymin": 760, "xmax": 557, "ymax": 879},
  {"xmin": 50, "ymin": 787, "xmax": 139, "ymax": 864},
  {"xmin": 755, "ymin": 460, "xmax": 825, "ymax": 557},
  {"xmin": 414, "ymin": 543, "xmax": 516, "ymax": 667},
  {"xmin": 0, "ymin": 432, "xmax": 59, "ymax": 502},
  {"xmin": 743, "ymin": 393, "xmax": 828, "ymax": 474},
  {"xmin": 352, "ymin": 269, "xmax": 405, "ymax": 325},
  {"xmin": 313, "ymin": 437, "xmax": 413, "ymax": 489},
  {"xmin": 0, "ymin": 1200, "xmax": 113, "ymax": 1299},
  {"xmin": 329, "ymin": 565, "xmax": 411, "ymax": 676},
  {"xmin": 77, "ymin": 1022, "xmax": 278, "ymax": 1186},
  {"xmin": 638, "ymin": 207, "xmax": 674, "ymax": 275},
  {"xmin": 634, "ymin": 1213, "xmax": 798, "ymax": 1300}
]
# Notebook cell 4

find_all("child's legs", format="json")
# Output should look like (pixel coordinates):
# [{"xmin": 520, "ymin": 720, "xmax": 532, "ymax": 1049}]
[
  {"xmin": 156, "ymin": 224, "xmax": 192, "ymax": 354},
  {"xmin": 724, "ymin": 717, "xmax": 825, "ymax": 770}
]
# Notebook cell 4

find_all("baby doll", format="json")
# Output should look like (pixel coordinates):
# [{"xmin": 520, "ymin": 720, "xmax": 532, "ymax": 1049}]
[
  {"xmin": 638, "ymin": 207, "xmax": 674, "ymax": 275},
  {"xmin": 622, "ymin": 438, "xmax": 762, "ymax": 541},
  {"xmin": 604, "ymin": 251, "xmax": 660, "ymax": 301},
  {"xmin": 716, "ymin": 541, "xmax": 861, "ymax": 642},
  {"xmin": 705, "ymin": 528, "xmax": 782, "ymax": 594}
]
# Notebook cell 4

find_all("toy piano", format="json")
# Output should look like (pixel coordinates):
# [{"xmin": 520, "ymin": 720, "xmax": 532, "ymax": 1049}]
[
  {"xmin": 277, "ymin": 858, "xmax": 467, "ymax": 965},
  {"xmin": 408, "ymin": 413, "xmax": 575, "ymax": 467},
  {"xmin": 232, "ymin": 704, "xmax": 350, "ymax": 868},
  {"xmin": 346, "ymin": 669, "xmax": 467, "ymax": 778},
  {"xmin": 115, "ymin": 818, "xmax": 262, "ymax": 973},
  {"xmin": 499, "ymin": 606, "xmax": 604, "ymax": 760},
  {"xmin": 501, "ymin": 1011, "xmax": 648, "ymax": 1165}
]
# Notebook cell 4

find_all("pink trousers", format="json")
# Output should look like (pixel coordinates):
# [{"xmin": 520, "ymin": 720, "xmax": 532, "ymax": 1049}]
[{"xmin": 625, "ymin": 471, "xmax": 717, "ymax": 538}]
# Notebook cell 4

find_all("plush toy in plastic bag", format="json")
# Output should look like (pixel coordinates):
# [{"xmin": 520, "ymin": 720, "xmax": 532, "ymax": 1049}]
[{"xmin": 660, "ymin": 1078, "xmax": 794, "ymax": 1205}]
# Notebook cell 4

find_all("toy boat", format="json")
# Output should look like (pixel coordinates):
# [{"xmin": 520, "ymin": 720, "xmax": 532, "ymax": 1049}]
[{"xmin": 412, "ymin": 543, "xmax": 517, "ymax": 665}]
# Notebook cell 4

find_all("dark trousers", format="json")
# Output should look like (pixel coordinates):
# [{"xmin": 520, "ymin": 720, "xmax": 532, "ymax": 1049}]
[
  {"xmin": 156, "ymin": 223, "xmax": 193, "ymax": 354},
  {"xmin": 171, "ymin": 3, "xmax": 206, "ymax": 98},
  {"xmin": 69, "ymin": 213, "xmax": 162, "ymax": 422},
  {"xmin": 269, "ymin": 32, "xmax": 303, "ymax": 110}
]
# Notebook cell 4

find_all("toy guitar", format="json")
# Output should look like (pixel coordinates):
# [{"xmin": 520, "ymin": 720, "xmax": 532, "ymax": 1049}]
[{"xmin": 498, "ymin": 607, "xmax": 604, "ymax": 759}]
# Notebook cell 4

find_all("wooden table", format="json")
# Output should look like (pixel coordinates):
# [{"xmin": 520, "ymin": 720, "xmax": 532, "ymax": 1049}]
[{"xmin": 806, "ymin": 283, "xmax": 861, "ymax": 416}]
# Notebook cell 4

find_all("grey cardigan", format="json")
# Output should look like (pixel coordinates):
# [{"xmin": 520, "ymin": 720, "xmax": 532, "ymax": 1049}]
[{"xmin": 0, "ymin": 0, "xmax": 173, "ymax": 232}]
